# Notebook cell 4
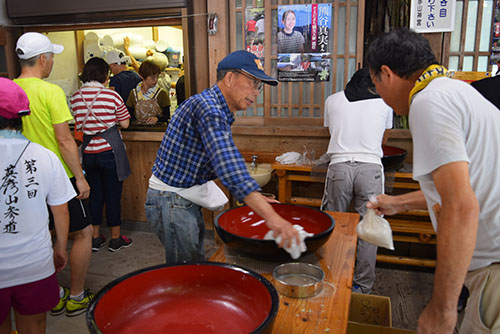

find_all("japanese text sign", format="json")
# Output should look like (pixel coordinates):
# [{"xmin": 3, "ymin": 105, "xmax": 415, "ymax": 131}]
[{"xmin": 410, "ymin": 0, "xmax": 456, "ymax": 33}]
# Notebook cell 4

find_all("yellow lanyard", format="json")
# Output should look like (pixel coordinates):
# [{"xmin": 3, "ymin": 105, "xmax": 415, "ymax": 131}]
[{"xmin": 408, "ymin": 64, "xmax": 449, "ymax": 106}]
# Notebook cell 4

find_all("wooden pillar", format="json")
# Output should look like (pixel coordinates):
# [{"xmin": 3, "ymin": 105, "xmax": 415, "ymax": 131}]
[
  {"xmin": 423, "ymin": 32, "xmax": 445, "ymax": 65},
  {"xmin": 188, "ymin": 0, "xmax": 210, "ymax": 94},
  {"xmin": 1, "ymin": 27, "xmax": 21, "ymax": 78},
  {"xmin": 207, "ymin": 0, "xmax": 230, "ymax": 87}
]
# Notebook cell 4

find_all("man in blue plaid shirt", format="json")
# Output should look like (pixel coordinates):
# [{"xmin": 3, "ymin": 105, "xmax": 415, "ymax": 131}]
[{"xmin": 145, "ymin": 50, "xmax": 299, "ymax": 264}]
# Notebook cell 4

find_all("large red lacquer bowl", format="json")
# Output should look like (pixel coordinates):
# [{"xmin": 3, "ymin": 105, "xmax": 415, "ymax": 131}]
[
  {"xmin": 86, "ymin": 262, "xmax": 279, "ymax": 334},
  {"xmin": 215, "ymin": 203, "xmax": 335, "ymax": 260},
  {"xmin": 382, "ymin": 145, "xmax": 408, "ymax": 171}
]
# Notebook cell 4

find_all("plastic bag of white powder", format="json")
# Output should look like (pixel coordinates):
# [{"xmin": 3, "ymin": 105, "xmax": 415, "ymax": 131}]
[{"xmin": 356, "ymin": 208, "xmax": 395, "ymax": 250}]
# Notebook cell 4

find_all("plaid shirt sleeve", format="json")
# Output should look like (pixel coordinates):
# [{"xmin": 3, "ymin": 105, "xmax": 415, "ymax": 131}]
[{"xmin": 197, "ymin": 106, "xmax": 260, "ymax": 202}]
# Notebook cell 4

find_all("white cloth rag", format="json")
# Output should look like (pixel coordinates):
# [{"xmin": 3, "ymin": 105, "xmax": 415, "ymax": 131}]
[
  {"xmin": 275, "ymin": 152, "xmax": 302, "ymax": 165},
  {"xmin": 264, "ymin": 225, "xmax": 314, "ymax": 259}
]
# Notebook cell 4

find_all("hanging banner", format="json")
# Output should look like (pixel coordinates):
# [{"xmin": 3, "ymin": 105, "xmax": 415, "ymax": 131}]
[
  {"xmin": 490, "ymin": 0, "xmax": 500, "ymax": 64},
  {"xmin": 277, "ymin": 4, "xmax": 332, "ymax": 82},
  {"xmin": 245, "ymin": 8, "xmax": 265, "ymax": 60},
  {"xmin": 409, "ymin": 0, "xmax": 456, "ymax": 33}
]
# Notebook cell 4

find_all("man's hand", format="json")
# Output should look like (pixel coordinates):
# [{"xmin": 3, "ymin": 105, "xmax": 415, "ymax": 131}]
[
  {"xmin": 366, "ymin": 194, "xmax": 402, "ymax": 216},
  {"xmin": 367, "ymin": 190, "xmax": 427, "ymax": 216},
  {"xmin": 243, "ymin": 191, "xmax": 299, "ymax": 247},
  {"xmin": 417, "ymin": 300, "xmax": 457, "ymax": 334},
  {"xmin": 266, "ymin": 215, "xmax": 300, "ymax": 248},
  {"xmin": 75, "ymin": 177, "xmax": 90, "ymax": 199},
  {"xmin": 53, "ymin": 242, "xmax": 68, "ymax": 273}
]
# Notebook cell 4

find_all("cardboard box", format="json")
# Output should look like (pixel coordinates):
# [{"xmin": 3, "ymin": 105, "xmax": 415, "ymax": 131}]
[
  {"xmin": 348, "ymin": 293, "xmax": 416, "ymax": 334},
  {"xmin": 349, "ymin": 292, "xmax": 392, "ymax": 327}
]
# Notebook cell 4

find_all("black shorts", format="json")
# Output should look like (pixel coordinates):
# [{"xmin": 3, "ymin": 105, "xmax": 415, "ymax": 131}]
[{"xmin": 49, "ymin": 177, "xmax": 92, "ymax": 232}]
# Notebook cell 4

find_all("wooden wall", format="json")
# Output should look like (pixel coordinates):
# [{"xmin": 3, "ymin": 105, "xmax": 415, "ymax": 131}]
[
  {"xmin": 120, "ymin": 128, "xmax": 412, "ymax": 223},
  {"xmin": 121, "ymin": 133, "xmax": 162, "ymax": 222}
]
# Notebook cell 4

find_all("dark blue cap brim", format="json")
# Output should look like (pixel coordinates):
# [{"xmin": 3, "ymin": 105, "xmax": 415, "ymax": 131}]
[{"xmin": 240, "ymin": 69, "xmax": 278, "ymax": 86}]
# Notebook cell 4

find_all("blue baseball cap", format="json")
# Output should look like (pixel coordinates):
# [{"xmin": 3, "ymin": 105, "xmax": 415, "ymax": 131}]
[{"xmin": 217, "ymin": 50, "xmax": 278, "ymax": 86}]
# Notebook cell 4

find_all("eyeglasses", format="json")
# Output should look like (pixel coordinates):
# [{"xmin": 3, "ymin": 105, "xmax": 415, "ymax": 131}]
[{"xmin": 234, "ymin": 70, "xmax": 264, "ymax": 92}]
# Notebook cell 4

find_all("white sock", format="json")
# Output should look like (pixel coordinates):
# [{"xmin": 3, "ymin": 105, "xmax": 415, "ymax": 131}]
[
  {"xmin": 70, "ymin": 291, "xmax": 84, "ymax": 301},
  {"xmin": 59, "ymin": 286, "xmax": 65, "ymax": 298}
]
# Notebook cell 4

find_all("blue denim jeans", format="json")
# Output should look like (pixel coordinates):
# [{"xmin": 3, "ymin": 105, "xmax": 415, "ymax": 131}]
[
  {"xmin": 145, "ymin": 188, "xmax": 205, "ymax": 264},
  {"xmin": 83, "ymin": 151, "xmax": 123, "ymax": 227}
]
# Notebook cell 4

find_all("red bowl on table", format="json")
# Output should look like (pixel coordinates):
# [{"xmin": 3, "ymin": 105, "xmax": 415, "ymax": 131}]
[
  {"xmin": 215, "ymin": 203, "xmax": 335, "ymax": 260},
  {"xmin": 86, "ymin": 262, "xmax": 279, "ymax": 334}
]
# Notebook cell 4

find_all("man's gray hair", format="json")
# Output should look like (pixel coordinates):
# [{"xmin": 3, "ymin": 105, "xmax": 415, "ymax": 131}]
[
  {"xmin": 18, "ymin": 52, "xmax": 52, "ymax": 67},
  {"xmin": 216, "ymin": 69, "xmax": 234, "ymax": 82}
]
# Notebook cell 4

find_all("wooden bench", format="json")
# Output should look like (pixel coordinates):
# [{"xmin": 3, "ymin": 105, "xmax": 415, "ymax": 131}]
[{"xmin": 272, "ymin": 163, "xmax": 436, "ymax": 267}]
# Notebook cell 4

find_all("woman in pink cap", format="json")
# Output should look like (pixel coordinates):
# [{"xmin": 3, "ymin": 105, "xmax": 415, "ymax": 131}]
[{"xmin": 0, "ymin": 78, "xmax": 75, "ymax": 334}]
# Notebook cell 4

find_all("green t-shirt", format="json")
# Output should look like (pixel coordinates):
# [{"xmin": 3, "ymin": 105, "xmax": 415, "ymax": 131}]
[{"xmin": 14, "ymin": 77, "xmax": 74, "ymax": 178}]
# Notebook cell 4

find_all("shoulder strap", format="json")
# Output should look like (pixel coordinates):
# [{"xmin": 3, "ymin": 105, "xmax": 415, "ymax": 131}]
[
  {"xmin": 78, "ymin": 88, "xmax": 109, "ymax": 129},
  {"xmin": 13, "ymin": 142, "xmax": 30, "ymax": 167},
  {"xmin": 152, "ymin": 86, "xmax": 163, "ymax": 99}
]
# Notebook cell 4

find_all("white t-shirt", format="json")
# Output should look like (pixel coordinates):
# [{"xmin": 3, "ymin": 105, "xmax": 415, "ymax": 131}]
[
  {"xmin": 324, "ymin": 91, "xmax": 393, "ymax": 165},
  {"xmin": 410, "ymin": 77, "xmax": 500, "ymax": 271},
  {"xmin": 256, "ymin": 19, "xmax": 265, "ymax": 34},
  {"xmin": 0, "ymin": 134, "xmax": 76, "ymax": 288}
]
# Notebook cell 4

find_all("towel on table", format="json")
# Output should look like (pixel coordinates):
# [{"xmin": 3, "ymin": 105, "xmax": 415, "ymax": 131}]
[
  {"xmin": 275, "ymin": 152, "xmax": 302, "ymax": 165},
  {"xmin": 264, "ymin": 224, "xmax": 314, "ymax": 259}
]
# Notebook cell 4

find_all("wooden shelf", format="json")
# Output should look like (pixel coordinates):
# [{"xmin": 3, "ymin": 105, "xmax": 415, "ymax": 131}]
[
  {"xmin": 376, "ymin": 254, "xmax": 436, "ymax": 268},
  {"xmin": 289, "ymin": 196, "xmax": 322, "ymax": 207}
]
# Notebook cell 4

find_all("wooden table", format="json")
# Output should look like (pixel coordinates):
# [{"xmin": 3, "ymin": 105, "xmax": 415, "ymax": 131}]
[{"xmin": 209, "ymin": 211, "xmax": 359, "ymax": 334}]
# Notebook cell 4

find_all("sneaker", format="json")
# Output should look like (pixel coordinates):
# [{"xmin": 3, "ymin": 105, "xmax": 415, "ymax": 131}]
[
  {"xmin": 92, "ymin": 234, "xmax": 106, "ymax": 251},
  {"xmin": 50, "ymin": 287, "xmax": 69, "ymax": 316},
  {"xmin": 108, "ymin": 235, "xmax": 133, "ymax": 252},
  {"xmin": 352, "ymin": 284, "xmax": 363, "ymax": 294},
  {"xmin": 66, "ymin": 290, "xmax": 94, "ymax": 317}
]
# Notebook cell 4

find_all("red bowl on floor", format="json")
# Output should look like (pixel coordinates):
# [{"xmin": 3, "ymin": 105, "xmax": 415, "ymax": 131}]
[
  {"xmin": 382, "ymin": 145, "xmax": 408, "ymax": 171},
  {"xmin": 86, "ymin": 262, "xmax": 279, "ymax": 334},
  {"xmin": 215, "ymin": 203, "xmax": 335, "ymax": 260}
]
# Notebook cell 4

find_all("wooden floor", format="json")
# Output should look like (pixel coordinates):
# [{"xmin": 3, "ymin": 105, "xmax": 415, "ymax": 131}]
[
  {"xmin": 372, "ymin": 265, "xmax": 433, "ymax": 330},
  {"xmin": 372, "ymin": 264, "xmax": 464, "ymax": 332}
]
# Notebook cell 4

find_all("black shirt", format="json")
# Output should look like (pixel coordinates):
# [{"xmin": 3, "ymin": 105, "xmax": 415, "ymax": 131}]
[{"xmin": 471, "ymin": 76, "xmax": 500, "ymax": 110}]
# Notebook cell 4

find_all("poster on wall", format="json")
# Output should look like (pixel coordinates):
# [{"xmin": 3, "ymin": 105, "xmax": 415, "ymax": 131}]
[
  {"xmin": 409, "ymin": 0, "xmax": 456, "ymax": 33},
  {"xmin": 246, "ymin": 8, "xmax": 265, "ymax": 59},
  {"xmin": 490, "ymin": 0, "xmax": 500, "ymax": 64},
  {"xmin": 277, "ymin": 4, "xmax": 332, "ymax": 82}
]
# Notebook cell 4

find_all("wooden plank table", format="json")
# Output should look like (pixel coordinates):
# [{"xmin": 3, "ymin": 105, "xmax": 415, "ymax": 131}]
[{"xmin": 209, "ymin": 211, "xmax": 359, "ymax": 334}]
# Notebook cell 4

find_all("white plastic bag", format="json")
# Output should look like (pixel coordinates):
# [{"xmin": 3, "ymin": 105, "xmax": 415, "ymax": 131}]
[{"xmin": 356, "ymin": 208, "xmax": 395, "ymax": 250}]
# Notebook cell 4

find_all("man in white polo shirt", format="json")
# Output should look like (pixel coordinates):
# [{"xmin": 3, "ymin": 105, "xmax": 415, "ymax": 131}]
[{"xmin": 321, "ymin": 68, "xmax": 392, "ymax": 294}]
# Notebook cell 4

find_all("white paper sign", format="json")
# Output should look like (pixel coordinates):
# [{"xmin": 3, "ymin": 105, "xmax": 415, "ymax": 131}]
[{"xmin": 410, "ymin": 0, "xmax": 456, "ymax": 33}]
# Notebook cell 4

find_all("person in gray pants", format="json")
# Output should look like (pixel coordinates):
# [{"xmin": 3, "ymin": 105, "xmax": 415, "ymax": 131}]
[{"xmin": 320, "ymin": 68, "xmax": 393, "ymax": 293}]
